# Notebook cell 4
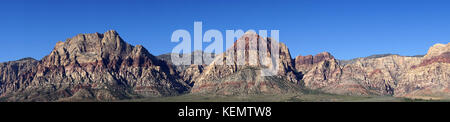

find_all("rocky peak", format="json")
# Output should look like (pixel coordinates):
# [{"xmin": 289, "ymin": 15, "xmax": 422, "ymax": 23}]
[
  {"xmin": 0, "ymin": 30, "xmax": 189, "ymax": 101},
  {"xmin": 190, "ymin": 32, "xmax": 301, "ymax": 95},
  {"xmin": 204, "ymin": 31, "xmax": 296, "ymax": 79},
  {"xmin": 42, "ymin": 30, "xmax": 136, "ymax": 67},
  {"xmin": 413, "ymin": 43, "xmax": 450, "ymax": 68},
  {"xmin": 295, "ymin": 52, "xmax": 334, "ymax": 64},
  {"xmin": 213, "ymin": 31, "xmax": 295, "ymax": 72},
  {"xmin": 41, "ymin": 30, "xmax": 177, "ymax": 72},
  {"xmin": 294, "ymin": 52, "xmax": 336, "ymax": 73},
  {"xmin": 313, "ymin": 52, "xmax": 334, "ymax": 62},
  {"xmin": 395, "ymin": 43, "xmax": 450, "ymax": 98},
  {"xmin": 424, "ymin": 43, "xmax": 450, "ymax": 59}
]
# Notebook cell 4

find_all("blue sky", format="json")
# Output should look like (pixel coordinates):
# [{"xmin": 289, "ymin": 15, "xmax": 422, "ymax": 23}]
[{"xmin": 1, "ymin": 0, "xmax": 450, "ymax": 62}]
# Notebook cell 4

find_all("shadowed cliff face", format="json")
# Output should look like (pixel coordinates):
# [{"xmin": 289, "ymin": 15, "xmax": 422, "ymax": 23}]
[{"xmin": 0, "ymin": 30, "xmax": 189, "ymax": 101}]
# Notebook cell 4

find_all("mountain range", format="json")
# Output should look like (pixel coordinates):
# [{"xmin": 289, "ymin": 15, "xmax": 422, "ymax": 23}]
[{"xmin": 0, "ymin": 30, "xmax": 449, "ymax": 101}]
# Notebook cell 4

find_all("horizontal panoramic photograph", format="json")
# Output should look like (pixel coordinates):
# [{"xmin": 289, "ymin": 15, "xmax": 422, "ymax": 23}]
[{"xmin": 1, "ymin": 0, "xmax": 449, "ymax": 104}]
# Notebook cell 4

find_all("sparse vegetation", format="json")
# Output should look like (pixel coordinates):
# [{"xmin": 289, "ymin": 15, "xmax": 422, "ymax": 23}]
[{"xmin": 119, "ymin": 92, "xmax": 448, "ymax": 102}]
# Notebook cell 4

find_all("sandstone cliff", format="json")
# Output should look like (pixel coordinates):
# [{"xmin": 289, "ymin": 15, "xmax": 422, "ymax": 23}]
[
  {"xmin": 295, "ymin": 43, "xmax": 449, "ymax": 99},
  {"xmin": 395, "ymin": 43, "xmax": 450, "ymax": 99},
  {"xmin": 0, "ymin": 30, "xmax": 189, "ymax": 101},
  {"xmin": 189, "ymin": 32, "xmax": 302, "ymax": 95}
]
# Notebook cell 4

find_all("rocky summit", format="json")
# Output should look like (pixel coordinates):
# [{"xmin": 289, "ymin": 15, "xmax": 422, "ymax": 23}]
[
  {"xmin": 0, "ymin": 30, "xmax": 189, "ymax": 101},
  {"xmin": 0, "ymin": 30, "xmax": 449, "ymax": 101},
  {"xmin": 189, "ymin": 31, "xmax": 302, "ymax": 95}
]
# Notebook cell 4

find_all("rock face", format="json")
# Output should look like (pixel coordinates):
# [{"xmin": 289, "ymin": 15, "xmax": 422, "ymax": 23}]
[
  {"xmin": 0, "ymin": 30, "xmax": 189, "ymax": 101},
  {"xmin": 395, "ymin": 43, "xmax": 450, "ymax": 98},
  {"xmin": 337, "ymin": 55, "xmax": 422, "ymax": 95},
  {"xmin": 295, "ymin": 52, "xmax": 344, "ymax": 93},
  {"xmin": 190, "ymin": 32, "xmax": 302, "ymax": 95},
  {"xmin": 0, "ymin": 58, "xmax": 38, "ymax": 97},
  {"xmin": 338, "ymin": 54, "xmax": 401, "ymax": 66},
  {"xmin": 180, "ymin": 64, "xmax": 206, "ymax": 86},
  {"xmin": 423, "ymin": 43, "xmax": 450, "ymax": 59},
  {"xmin": 294, "ymin": 52, "xmax": 336, "ymax": 75},
  {"xmin": 295, "ymin": 43, "xmax": 450, "ymax": 98}
]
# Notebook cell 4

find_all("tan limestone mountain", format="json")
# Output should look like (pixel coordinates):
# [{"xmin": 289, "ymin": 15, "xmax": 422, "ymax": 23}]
[
  {"xmin": 0, "ymin": 30, "xmax": 189, "ymax": 101},
  {"xmin": 295, "ymin": 43, "xmax": 449, "ymax": 98},
  {"xmin": 395, "ymin": 43, "xmax": 450, "ymax": 99},
  {"xmin": 189, "ymin": 31, "xmax": 302, "ymax": 95},
  {"xmin": 423, "ymin": 43, "xmax": 450, "ymax": 59}
]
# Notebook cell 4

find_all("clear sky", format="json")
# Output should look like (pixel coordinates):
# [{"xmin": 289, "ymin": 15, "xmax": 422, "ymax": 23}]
[{"xmin": 1, "ymin": 0, "xmax": 450, "ymax": 62}]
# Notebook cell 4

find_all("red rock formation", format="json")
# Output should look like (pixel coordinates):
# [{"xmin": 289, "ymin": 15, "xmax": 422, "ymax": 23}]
[
  {"xmin": 190, "ymin": 31, "xmax": 301, "ymax": 95},
  {"xmin": 412, "ymin": 52, "xmax": 450, "ymax": 68},
  {"xmin": 295, "ymin": 52, "xmax": 334, "ymax": 74}
]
